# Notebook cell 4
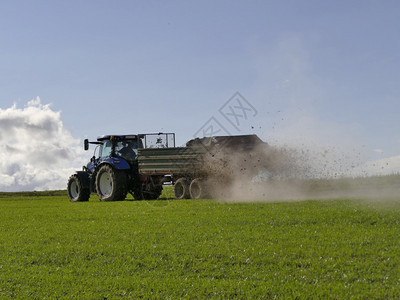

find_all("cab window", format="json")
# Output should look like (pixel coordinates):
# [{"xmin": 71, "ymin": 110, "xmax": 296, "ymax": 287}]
[{"xmin": 100, "ymin": 140, "xmax": 112, "ymax": 158}]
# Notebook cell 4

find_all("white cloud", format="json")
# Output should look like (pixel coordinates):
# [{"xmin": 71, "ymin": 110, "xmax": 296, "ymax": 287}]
[{"xmin": 0, "ymin": 98, "xmax": 86, "ymax": 191}]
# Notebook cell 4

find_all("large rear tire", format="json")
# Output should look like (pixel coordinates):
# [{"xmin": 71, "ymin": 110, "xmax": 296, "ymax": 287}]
[
  {"xmin": 67, "ymin": 172, "xmax": 90, "ymax": 202},
  {"xmin": 174, "ymin": 178, "xmax": 190, "ymax": 199},
  {"xmin": 95, "ymin": 165, "xmax": 127, "ymax": 201}
]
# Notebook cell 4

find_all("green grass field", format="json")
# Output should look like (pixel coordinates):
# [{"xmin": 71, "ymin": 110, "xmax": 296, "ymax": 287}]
[{"xmin": 1, "ymin": 189, "xmax": 400, "ymax": 298}]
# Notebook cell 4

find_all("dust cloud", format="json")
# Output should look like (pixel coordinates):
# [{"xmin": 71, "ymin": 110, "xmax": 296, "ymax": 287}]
[{"xmin": 201, "ymin": 141, "xmax": 400, "ymax": 202}]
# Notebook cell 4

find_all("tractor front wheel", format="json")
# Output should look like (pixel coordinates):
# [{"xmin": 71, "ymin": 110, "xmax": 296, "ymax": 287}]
[
  {"xmin": 67, "ymin": 172, "xmax": 90, "ymax": 202},
  {"xmin": 95, "ymin": 165, "xmax": 127, "ymax": 201}
]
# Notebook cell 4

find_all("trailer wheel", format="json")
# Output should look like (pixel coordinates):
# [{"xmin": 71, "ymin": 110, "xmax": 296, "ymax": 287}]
[
  {"xmin": 95, "ymin": 165, "xmax": 127, "ymax": 201},
  {"xmin": 67, "ymin": 172, "xmax": 90, "ymax": 202},
  {"xmin": 174, "ymin": 178, "xmax": 190, "ymax": 199},
  {"xmin": 189, "ymin": 178, "xmax": 207, "ymax": 199}
]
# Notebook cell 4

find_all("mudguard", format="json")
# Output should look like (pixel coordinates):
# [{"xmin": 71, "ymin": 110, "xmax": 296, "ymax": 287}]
[{"xmin": 100, "ymin": 157, "xmax": 131, "ymax": 170}]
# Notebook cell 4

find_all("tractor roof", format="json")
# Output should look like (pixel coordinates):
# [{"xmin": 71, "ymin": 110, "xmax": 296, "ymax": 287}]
[
  {"xmin": 97, "ymin": 134, "xmax": 143, "ymax": 141},
  {"xmin": 96, "ymin": 133, "xmax": 174, "ymax": 142}
]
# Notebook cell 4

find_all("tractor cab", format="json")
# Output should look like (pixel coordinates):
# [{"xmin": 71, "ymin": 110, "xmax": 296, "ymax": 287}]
[
  {"xmin": 84, "ymin": 133, "xmax": 175, "ymax": 169},
  {"xmin": 96, "ymin": 135, "xmax": 143, "ymax": 161}
]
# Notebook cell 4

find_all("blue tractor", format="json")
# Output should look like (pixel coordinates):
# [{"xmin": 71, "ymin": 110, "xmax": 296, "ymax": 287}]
[{"xmin": 67, "ymin": 133, "xmax": 175, "ymax": 202}]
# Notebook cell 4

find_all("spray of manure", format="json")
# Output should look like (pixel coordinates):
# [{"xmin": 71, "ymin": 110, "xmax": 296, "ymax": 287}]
[{"xmin": 196, "ymin": 140, "xmax": 400, "ymax": 202}]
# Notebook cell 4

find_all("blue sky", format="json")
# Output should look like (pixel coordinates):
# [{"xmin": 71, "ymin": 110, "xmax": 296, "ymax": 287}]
[{"xmin": 1, "ymin": 0, "xmax": 399, "ymax": 190}]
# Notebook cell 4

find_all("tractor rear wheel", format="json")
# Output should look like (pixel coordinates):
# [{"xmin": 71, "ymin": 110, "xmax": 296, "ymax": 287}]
[
  {"xmin": 174, "ymin": 178, "xmax": 190, "ymax": 199},
  {"xmin": 95, "ymin": 165, "xmax": 127, "ymax": 201},
  {"xmin": 67, "ymin": 172, "xmax": 90, "ymax": 202}
]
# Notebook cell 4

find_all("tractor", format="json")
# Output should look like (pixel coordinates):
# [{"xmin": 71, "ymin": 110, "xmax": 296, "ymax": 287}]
[{"xmin": 67, "ymin": 133, "xmax": 175, "ymax": 202}]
